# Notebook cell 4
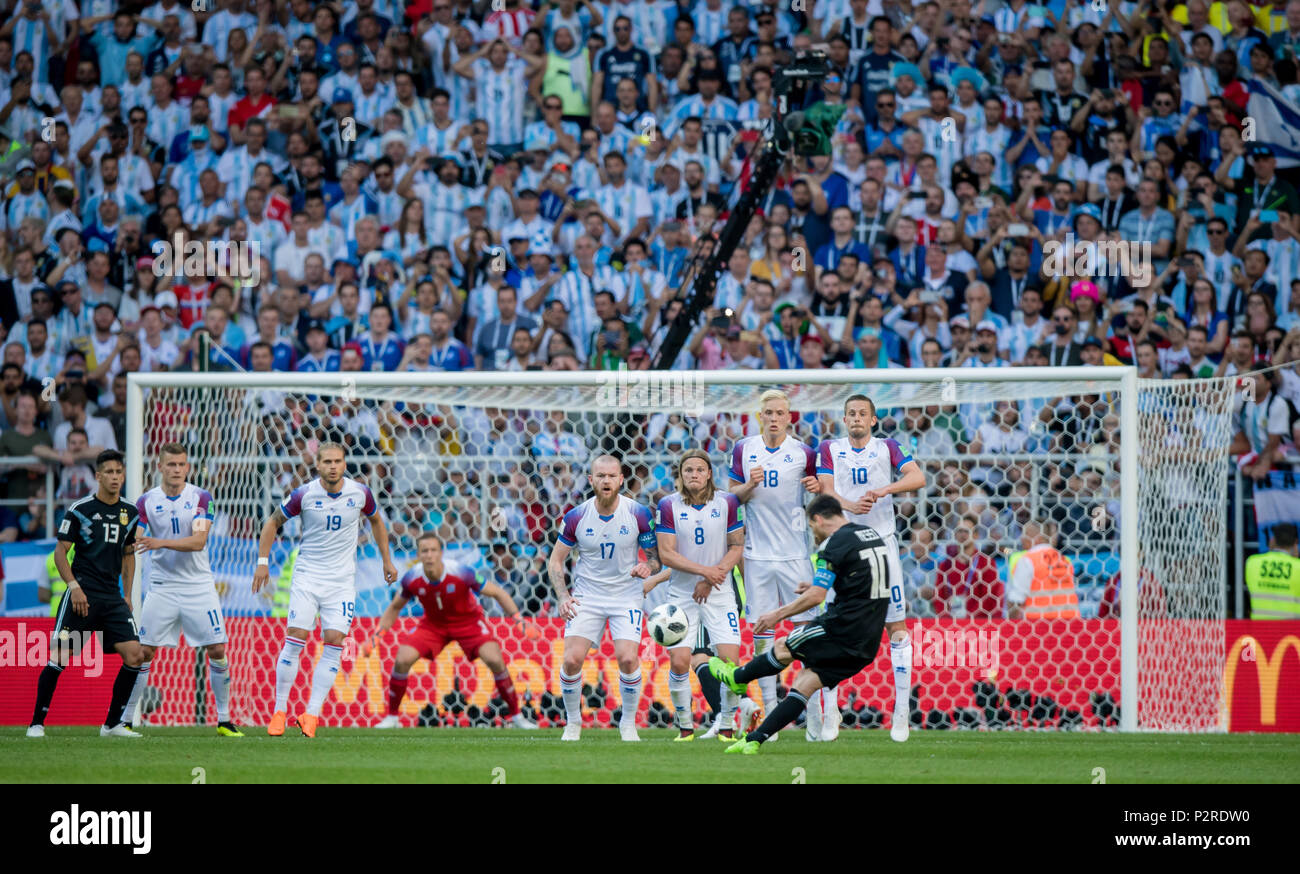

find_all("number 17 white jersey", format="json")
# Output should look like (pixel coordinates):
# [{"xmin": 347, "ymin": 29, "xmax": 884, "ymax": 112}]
[
  {"xmin": 728, "ymin": 434, "xmax": 817, "ymax": 561},
  {"xmin": 558, "ymin": 494, "xmax": 656, "ymax": 604}
]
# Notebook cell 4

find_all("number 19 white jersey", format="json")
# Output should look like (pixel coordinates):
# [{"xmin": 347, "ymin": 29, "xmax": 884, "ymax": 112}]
[
  {"xmin": 281, "ymin": 477, "xmax": 378, "ymax": 584},
  {"xmin": 558, "ymin": 494, "xmax": 656, "ymax": 604},
  {"xmin": 135, "ymin": 482, "xmax": 215, "ymax": 586},
  {"xmin": 728, "ymin": 435, "xmax": 817, "ymax": 561},
  {"xmin": 817, "ymin": 436, "xmax": 913, "ymax": 537}
]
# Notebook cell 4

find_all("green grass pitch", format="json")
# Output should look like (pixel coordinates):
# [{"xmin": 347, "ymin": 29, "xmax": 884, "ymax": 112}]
[{"xmin": 3, "ymin": 727, "xmax": 1299, "ymax": 783}]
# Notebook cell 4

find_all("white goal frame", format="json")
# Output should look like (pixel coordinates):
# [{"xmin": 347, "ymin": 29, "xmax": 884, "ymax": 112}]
[{"xmin": 127, "ymin": 366, "xmax": 1145, "ymax": 730}]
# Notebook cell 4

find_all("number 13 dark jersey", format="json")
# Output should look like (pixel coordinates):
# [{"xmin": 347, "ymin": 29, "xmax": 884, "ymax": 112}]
[{"xmin": 58, "ymin": 495, "xmax": 139, "ymax": 598}]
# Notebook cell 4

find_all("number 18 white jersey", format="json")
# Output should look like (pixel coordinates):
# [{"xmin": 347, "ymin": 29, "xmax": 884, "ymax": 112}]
[
  {"xmin": 817, "ymin": 436, "xmax": 912, "ymax": 537},
  {"xmin": 558, "ymin": 494, "xmax": 656, "ymax": 604},
  {"xmin": 729, "ymin": 435, "xmax": 816, "ymax": 561},
  {"xmin": 656, "ymin": 490, "xmax": 741, "ymax": 592},
  {"xmin": 136, "ymin": 482, "xmax": 214, "ymax": 586},
  {"xmin": 281, "ymin": 477, "xmax": 378, "ymax": 584}
]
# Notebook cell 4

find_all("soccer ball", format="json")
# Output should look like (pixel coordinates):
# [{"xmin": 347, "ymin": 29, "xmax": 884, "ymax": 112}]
[{"xmin": 647, "ymin": 604, "xmax": 688, "ymax": 647}]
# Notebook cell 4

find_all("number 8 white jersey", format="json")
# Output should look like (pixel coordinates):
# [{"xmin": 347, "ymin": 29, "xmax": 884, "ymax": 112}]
[
  {"xmin": 281, "ymin": 477, "xmax": 378, "ymax": 583},
  {"xmin": 136, "ymin": 483, "xmax": 215, "ymax": 586},
  {"xmin": 558, "ymin": 495, "xmax": 656, "ymax": 603},
  {"xmin": 728, "ymin": 435, "xmax": 816, "ymax": 561},
  {"xmin": 817, "ymin": 436, "xmax": 913, "ymax": 537},
  {"xmin": 655, "ymin": 490, "xmax": 741, "ymax": 592}
]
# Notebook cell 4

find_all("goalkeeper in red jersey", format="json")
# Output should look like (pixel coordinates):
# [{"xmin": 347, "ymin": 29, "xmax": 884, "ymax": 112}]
[{"xmin": 365, "ymin": 533, "xmax": 538, "ymax": 729}]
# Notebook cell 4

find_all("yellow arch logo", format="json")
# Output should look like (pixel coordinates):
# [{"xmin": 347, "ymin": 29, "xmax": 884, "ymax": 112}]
[{"xmin": 1222, "ymin": 635, "xmax": 1300, "ymax": 730}]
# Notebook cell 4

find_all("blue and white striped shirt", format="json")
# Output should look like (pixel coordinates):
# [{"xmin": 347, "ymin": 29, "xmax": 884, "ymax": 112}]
[{"xmin": 472, "ymin": 57, "xmax": 528, "ymax": 144}]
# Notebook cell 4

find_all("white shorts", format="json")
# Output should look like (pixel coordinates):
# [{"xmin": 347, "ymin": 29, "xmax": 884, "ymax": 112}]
[
  {"xmin": 882, "ymin": 533, "xmax": 906, "ymax": 624},
  {"xmin": 139, "ymin": 583, "xmax": 226, "ymax": 648},
  {"xmin": 666, "ymin": 583, "xmax": 742, "ymax": 650},
  {"xmin": 565, "ymin": 595, "xmax": 644, "ymax": 644},
  {"xmin": 287, "ymin": 576, "xmax": 356, "ymax": 634},
  {"xmin": 745, "ymin": 557, "xmax": 816, "ymax": 624}
]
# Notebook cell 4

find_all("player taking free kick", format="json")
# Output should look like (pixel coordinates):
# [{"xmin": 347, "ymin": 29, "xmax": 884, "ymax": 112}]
[
  {"xmin": 366, "ymin": 532, "xmax": 538, "ymax": 729},
  {"xmin": 252, "ymin": 443, "xmax": 398, "ymax": 738},
  {"xmin": 710, "ymin": 495, "xmax": 896, "ymax": 754},
  {"xmin": 547, "ymin": 454, "xmax": 660, "ymax": 742}
]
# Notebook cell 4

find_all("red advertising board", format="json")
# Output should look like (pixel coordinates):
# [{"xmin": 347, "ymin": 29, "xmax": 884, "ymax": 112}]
[{"xmin": 2, "ymin": 618, "xmax": 1295, "ymax": 731}]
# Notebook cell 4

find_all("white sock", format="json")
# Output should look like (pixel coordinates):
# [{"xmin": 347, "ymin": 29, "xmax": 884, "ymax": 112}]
[
  {"xmin": 208, "ymin": 656, "xmax": 231, "ymax": 723},
  {"xmin": 274, "ymin": 637, "xmax": 306, "ymax": 712},
  {"xmin": 891, "ymin": 633, "xmax": 912, "ymax": 716},
  {"xmin": 720, "ymin": 686, "xmax": 739, "ymax": 730},
  {"xmin": 124, "ymin": 661, "xmax": 150, "ymax": 725},
  {"xmin": 823, "ymin": 684, "xmax": 839, "ymax": 721},
  {"xmin": 618, "ymin": 670, "xmax": 642, "ymax": 728},
  {"xmin": 753, "ymin": 634, "xmax": 778, "ymax": 713},
  {"xmin": 560, "ymin": 669, "xmax": 582, "ymax": 726},
  {"xmin": 306, "ymin": 643, "xmax": 342, "ymax": 716},
  {"xmin": 668, "ymin": 670, "xmax": 692, "ymax": 731}
]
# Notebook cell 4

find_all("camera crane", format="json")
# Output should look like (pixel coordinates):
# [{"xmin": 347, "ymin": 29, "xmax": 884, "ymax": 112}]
[{"xmin": 651, "ymin": 51, "xmax": 831, "ymax": 370}]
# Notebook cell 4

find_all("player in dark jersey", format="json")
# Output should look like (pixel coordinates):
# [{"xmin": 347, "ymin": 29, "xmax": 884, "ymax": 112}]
[
  {"xmin": 364, "ymin": 532, "xmax": 539, "ymax": 729},
  {"xmin": 709, "ymin": 494, "xmax": 894, "ymax": 754},
  {"xmin": 28, "ymin": 450, "xmax": 145, "ymax": 738}
]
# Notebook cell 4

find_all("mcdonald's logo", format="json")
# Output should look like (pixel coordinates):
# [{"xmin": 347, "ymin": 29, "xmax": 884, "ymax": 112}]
[{"xmin": 1223, "ymin": 634, "xmax": 1300, "ymax": 731}]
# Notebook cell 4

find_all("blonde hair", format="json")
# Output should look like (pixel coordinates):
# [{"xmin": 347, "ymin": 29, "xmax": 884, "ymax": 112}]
[
  {"xmin": 674, "ymin": 448, "xmax": 715, "ymax": 503},
  {"xmin": 759, "ymin": 389, "xmax": 790, "ymax": 410}
]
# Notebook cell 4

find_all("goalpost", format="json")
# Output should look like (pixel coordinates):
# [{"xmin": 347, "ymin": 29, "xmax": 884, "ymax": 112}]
[{"xmin": 125, "ymin": 367, "xmax": 1235, "ymax": 733}]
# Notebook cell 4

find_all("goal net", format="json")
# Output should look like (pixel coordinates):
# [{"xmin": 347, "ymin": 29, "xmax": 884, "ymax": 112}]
[{"xmin": 125, "ymin": 368, "xmax": 1234, "ymax": 733}]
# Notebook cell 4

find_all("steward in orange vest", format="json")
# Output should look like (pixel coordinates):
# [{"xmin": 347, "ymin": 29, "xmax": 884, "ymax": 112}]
[{"xmin": 1008, "ymin": 520, "xmax": 1079, "ymax": 619}]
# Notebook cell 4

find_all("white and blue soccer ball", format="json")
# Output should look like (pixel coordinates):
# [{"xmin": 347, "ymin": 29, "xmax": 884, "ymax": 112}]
[{"xmin": 647, "ymin": 603, "xmax": 688, "ymax": 647}]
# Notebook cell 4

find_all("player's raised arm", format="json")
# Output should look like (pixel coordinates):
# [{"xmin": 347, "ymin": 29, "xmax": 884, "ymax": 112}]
[
  {"xmin": 728, "ymin": 441, "xmax": 765, "ymax": 502},
  {"xmin": 480, "ymin": 580, "xmax": 526, "ymax": 627}
]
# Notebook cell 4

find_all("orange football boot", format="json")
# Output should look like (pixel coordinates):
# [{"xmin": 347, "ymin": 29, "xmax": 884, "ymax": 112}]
[
  {"xmin": 267, "ymin": 711, "xmax": 287, "ymax": 736},
  {"xmin": 298, "ymin": 713, "xmax": 318, "ymax": 738}
]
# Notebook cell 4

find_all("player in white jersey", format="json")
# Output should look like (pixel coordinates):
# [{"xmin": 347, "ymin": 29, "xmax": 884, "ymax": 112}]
[
  {"xmin": 252, "ymin": 443, "xmax": 398, "ymax": 738},
  {"xmin": 547, "ymin": 454, "xmax": 660, "ymax": 742},
  {"xmin": 645, "ymin": 449, "xmax": 745, "ymax": 741},
  {"xmin": 728, "ymin": 389, "xmax": 821, "ymax": 738},
  {"xmin": 126, "ymin": 443, "xmax": 241, "ymax": 736},
  {"xmin": 816, "ymin": 395, "xmax": 926, "ymax": 742}
]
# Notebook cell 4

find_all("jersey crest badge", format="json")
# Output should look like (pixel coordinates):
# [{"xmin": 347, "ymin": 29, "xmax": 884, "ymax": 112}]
[
  {"xmin": 120, "ymin": 509, "xmax": 129, "ymax": 525},
  {"xmin": 711, "ymin": 508, "xmax": 720, "ymax": 517},
  {"xmin": 346, "ymin": 498, "xmax": 355, "ymax": 507},
  {"xmin": 184, "ymin": 502, "xmax": 192, "ymax": 509},
  {"xmin": 619, "ymin": 525, "xmax": 629, "ymax": 535},
  {"xmin": 783, "ymin": 454, "xmax": 792, "ymax": 462},
  {"xmin": 447, "ymin": 584, "xmax": 455, "ymax": 593}
]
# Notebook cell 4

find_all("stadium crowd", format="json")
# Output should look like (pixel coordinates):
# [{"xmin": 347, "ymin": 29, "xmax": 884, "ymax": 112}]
[{"xmin": 2, "ymin": 0, "xmax": 1300, "ymax": 617}]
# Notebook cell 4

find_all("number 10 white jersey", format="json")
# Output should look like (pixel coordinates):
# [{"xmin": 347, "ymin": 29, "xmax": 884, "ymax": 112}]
[
  {"xmin": 817, "ymin": 436, "xmax": 913, "ymax": 537},
  {"xmin": 558, "ymin": 494, "xmax": 656, "ymax": 604}
]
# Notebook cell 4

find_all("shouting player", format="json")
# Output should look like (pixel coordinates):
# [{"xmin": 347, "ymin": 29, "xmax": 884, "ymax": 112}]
[
  {"xmin": 817, "ymin": 395, "xmax": 925, "ymax": 741},
  {"xmin": 128, "ymin": 444, "xmax": 241, "ymax": 736},
  {"xmin": 728, "ymin": 389, "xmax": 820, "ymax": 740},
  {"xmin": 646, "ymin": 449, "xmax": 745, "ymax": 741},
  {"xmin": 367, "ymin": 533, "xmax": 538, "ymax": 729},
  {"xmin": 28, "ymin": 450, "xmax": 143, "ymax": 738},
  {"xmin": 547, "ymin": 454, "xmax": 660, "ymax": 742},
  {"xmin": 252, "ymin": 442, "xmax": 398, "ymax": 738},
  {"xmin": 710, "ymin": 495, "xmax": 894, "ymax": 754}
]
